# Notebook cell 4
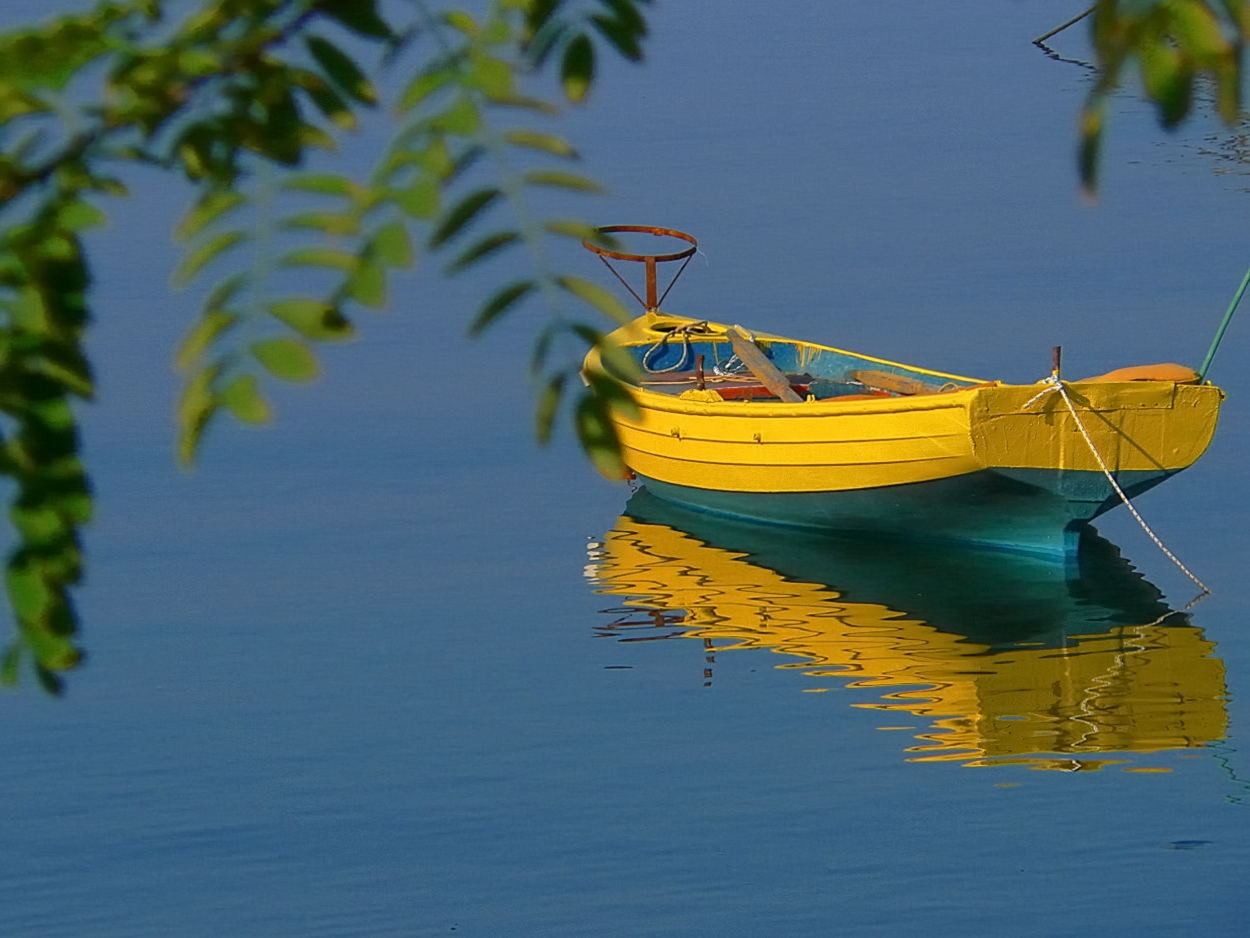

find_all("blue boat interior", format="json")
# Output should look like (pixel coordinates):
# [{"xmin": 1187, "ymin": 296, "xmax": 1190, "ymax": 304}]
[{"xmin": 628, "ymin": 332, "xmax": 985, "ymax": 400}]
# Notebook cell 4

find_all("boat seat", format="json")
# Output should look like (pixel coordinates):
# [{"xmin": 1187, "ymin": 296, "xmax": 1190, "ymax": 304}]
[
  {"xmin": 850, "ymin": 369, "xmax": 943, "ymax": 396},
  {"xmin": 641, "ymin": 370, "xmax": 812, "ymax": 386},
  {"xmin": 642, "ymin": 370, "xmax": 813, "ymax": 400},
  {"xmin": 1078, "ymin": 363, "xmax": 1201, "ymax": 384},
  {"xmin": 649, "ymin": 379, "xmax": 812, "ymax": 400}
]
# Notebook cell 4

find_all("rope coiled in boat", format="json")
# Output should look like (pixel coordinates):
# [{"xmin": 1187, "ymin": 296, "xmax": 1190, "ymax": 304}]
[{"xmin": 641, "ymin": 321, "xmax": 714, "ymax": 374}]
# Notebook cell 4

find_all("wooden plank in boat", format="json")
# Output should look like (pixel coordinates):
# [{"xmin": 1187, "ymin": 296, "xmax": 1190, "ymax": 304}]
[
  {"xmin": 724, "ymin": 327, "xmax": 804, "ymax": 403},
  {"xmin": 851, "ymin": 369, "xmax": 943, "ymax": 396},
  {"xmin": 643, "ymin": 379, "xmax": 811, "ymax": 400}
]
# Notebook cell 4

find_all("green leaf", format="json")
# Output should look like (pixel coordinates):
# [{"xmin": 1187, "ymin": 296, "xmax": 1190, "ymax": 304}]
[
  {"xmin": 444, "ymin": 230, "xmax": 519, "ymax": 274},
  {"xmin": 583, "ymin": 360, "xmax": 641, "ymax": 419},
  {"xmin": 504, "ymin": 129, "xmax": 577, "ymax": 159},
  {"xmin": 447, "ymin": 144, "xmax": 485, "ymax": 181},
  {"xmin": 530, "ymin": 322, "xmax": 557, "ymax": 376},
  {"xmin": 284, "ymin": 174, "xmax": 358, "ymax": 198},
  {"xmin": 6, "ymin": 563, "xmax": 51, "ymax": 623},
  {"xmin": 600, "ymin": 1, "xmax": 648, "ymax": 35},
  {"xmin": 314, "ymin": 0, "xmax": 394, "ymax": 40},
  {"xmin": 306, "ymin": 35, "xmax": 378, "ymax": 105},
  {"xmin": 279, "ymin": 247, "xmax": 360, "ymax": 271},
  {"xmin": 0, "ymin": 8, "xmax": 128, "ymax": 90},
  {"xmin": 1079, "ymin": 104, "xmax": 1103, "ymax": 195},
  {"xmin": 204, "ymin": 272, "xmax": 250, "ymax": 311},
  {"xmin": 575, "ymin": 390, "xmax": 627, "ymax": 478},
  {"xmin": 486, "ymin": 92, "xmax": 560, "ymax": 115},
  {"xmin": 1171, "ymin": 1, "xmax": 1228, "ymax": 62},
  {"xmin": 11, "ymin": 502, "xmax": 69, "ymax": 547},
  {"xmin": 177, "ymin": 363, "xmax": 220, "ymax": 465},
  {"xmin": 177, "ymin": 48, "xmax": 222, "ymax": 77},
  {"xmin": 445, "ymin": 11, "xmax": 478, "ymax": 34},
  {"xmin": 429, "ymin": 187, "xmax": 501, "ymax": 247},
  {"xmin": 470, "ymin": 280, "xmax": 535, "ymax": 335},
  {"xmin": 91, "ymin": 175, "xmax": 128, "ymax": 198},
  {"xmin": 399, "ymin": 69, "xmax": 452, "ymax": 111},
  {"xmin": 296, "ymin": 71, "xmax": 359, "ymax": 130},
  {"xmin": 433, "ymin": 97, "xmax": 481, "ymax": 134},
  {"xmin": 394, "ymin": 178, "xmax": 440, "ymax": 218},
  {"xmin": 592, "ymin": 11, "xmax": 646, "ymax": 61},
  {"xmin": 480, "ymin": 14, "xmax": 511, "ymax": 44},
  {"xmin": 415, "ymin": 136, "xmax": 454, "ymax": 176},
  {"xmin": 36, "ymin": 666, "xmax": 67, "ymax": 695},
  {"xmin": 175, "ymin": 190, "xmax": 245, "ymax": 241},
  {"xmin": 283, "ymin": 212, "xmax": 359, "ymax": 235},
  {"xmin": 55, "ymin": 200, "xmax": 106, "ymax": 232},
  {"xmin": 267, "ymin": 299, "xmax": 354, "ymax": 341},
  {"xmin": 469, "ymin": 51, "xmax": 515, "ymax": 99},
  {"xmin": 1, "ymin": 643, "xmax": 20, "ymax": 687},
  {"xmin": 536, "ymin": 372, "xmax": 566, "ymax": 444},
  {"xmin": 218, "ymin": 374, "xmax": 271, "ymax": 424},
  {"xmin": 172, "ymin": 231, "xmax": 249, "ymax": 287},
  {"xmin": 17, "ymin": 628, "xmax": 80, "ymax": 687},
  {"xmin": 572, "ymin": 325, "xmax": 642, "ymax": 385},
  {"xmin": 347, "ymin": 262, "xmax": 387, "ymax": 308},
  {"xmin": 240, "ymin": 86, "xmax": 306, "ymax": 165},
  {"xmin": 525, "ymin": 7, "xmax": 567, "ymax": 67},
  {"xmin": 29, "ymin": 345, "xmax": 94, "ymax": 398},
  {"xmin": 523, "ymin": 170, "xmax": 605, "ymax": 193},
  {"xmin": 252, "ymin": 338, "xmax": 321, "ymax": 382},
  {"xmin": 561, "ymin": 34, "xmax": 595, "ymax": 102},
  {"xmin": 176, "ymin": 310, "xmax": 239, "ymax": 370},
  {"xmin": 299, "ymin": 123, "xmax": 338, "ymax": 151},
  {"xmin": 557, "ymin": 274, "xmax": 632, "ymax": 324},
  {"xmin": 1140, "ymin": 43, "xmax": 1189, "ymax": 126},
  {"xmin": 370, "ymin": 222, "xmax": 413, "ymax": 267},
  {"xmin": 544, "ymin": 219, "xmax": 601, "ymax": 240}
]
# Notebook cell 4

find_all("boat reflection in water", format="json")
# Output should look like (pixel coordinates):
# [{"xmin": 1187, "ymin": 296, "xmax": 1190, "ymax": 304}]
[{"xmin": 588, "ymin": 490, "xmax": 1227, "ymax": 770}]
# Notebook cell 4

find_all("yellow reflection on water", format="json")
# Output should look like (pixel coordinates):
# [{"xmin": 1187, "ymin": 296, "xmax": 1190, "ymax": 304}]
[{"xmin": 589, "ymin": 491, "xmax": 1227, "ymax": 769}]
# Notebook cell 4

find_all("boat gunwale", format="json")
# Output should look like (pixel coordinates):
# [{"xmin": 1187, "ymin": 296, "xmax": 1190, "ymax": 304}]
[
  {"xmin": 587, "ymin": 316, "xmax": 1221, "ymax": 421},
  {"xmin": 621, "ymin": 381, "xmax": 988, "ymax": 419},
  {"xmin": 614, "ymin": 377, "xmax": 1221, "ymax": 421}
]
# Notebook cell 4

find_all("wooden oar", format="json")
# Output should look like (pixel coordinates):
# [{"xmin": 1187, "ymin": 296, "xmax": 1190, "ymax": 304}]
[{"xmin": 724, "ymin": 327, "xmax": 803, "ymax": 403}]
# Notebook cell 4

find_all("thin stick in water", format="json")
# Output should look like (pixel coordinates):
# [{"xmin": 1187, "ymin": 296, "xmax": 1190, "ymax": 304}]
[{"xmin": 1034, "ymin": 6, "xmax": 1094, "ymax": 46}]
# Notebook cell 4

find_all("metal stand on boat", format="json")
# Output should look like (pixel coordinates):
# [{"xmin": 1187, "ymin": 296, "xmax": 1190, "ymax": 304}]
[{"xmin": 581, "ymin": 225, "xmax": 698, "ymax": 312}]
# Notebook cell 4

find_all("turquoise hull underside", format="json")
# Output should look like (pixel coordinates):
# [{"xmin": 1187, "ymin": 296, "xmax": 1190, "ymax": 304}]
[{"xmin": 638, "ymin": 467, "xmax": 1178, "ymax": 557}]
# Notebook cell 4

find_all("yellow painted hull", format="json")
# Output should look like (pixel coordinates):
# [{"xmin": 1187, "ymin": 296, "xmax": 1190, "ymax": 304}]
[
  {"xmin": 614, "ymin": 378, "xmax": 1219, "ymax": 491},
  {"xmin": 585, "ymin": 313, "xmax": 1224, "ymax": 553}
]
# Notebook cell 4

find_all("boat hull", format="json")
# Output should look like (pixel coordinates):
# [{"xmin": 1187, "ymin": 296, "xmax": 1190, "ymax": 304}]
[
  {"xmin": 638, "ymin": 466, "xmax": 1176, "ymax": 556},
  {"xmin": 587, "ymin": 314, "xmax": 1224, "ymax": 555}
]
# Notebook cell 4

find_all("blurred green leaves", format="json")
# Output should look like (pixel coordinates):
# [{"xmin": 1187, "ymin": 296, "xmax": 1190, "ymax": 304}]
[
  {"xmin": 0, "ymin": 0, "xmax": 654, "ymax": 691},
  {"xmin": 1082, "ymin": 1, "xmax": 1248, "ymax": 191}
]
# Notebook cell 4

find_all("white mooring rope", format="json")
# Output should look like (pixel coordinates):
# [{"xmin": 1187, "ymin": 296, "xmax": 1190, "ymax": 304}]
[{"xmin": 1024, "ymin": 375, "xmax": 1210, "ymax": 596}]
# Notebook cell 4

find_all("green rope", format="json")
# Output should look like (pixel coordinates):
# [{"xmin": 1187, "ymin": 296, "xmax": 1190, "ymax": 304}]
[{"xmin": 1199, "ymin": 261, "xmax": 1250, "ymax": 381}]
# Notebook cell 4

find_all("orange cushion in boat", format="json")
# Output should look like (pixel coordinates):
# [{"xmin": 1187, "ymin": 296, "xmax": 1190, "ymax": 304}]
[{"xmin": 1079, "ymin": 363, "xmax": 1200, "ymax": 384}]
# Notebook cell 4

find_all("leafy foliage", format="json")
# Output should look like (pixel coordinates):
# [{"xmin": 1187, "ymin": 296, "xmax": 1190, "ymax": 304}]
[
  {"xmin": 0, "ymin": 0, "xmax": 651, "ymax": 691},
  {"xmin": 1081, "ymin": 1, "xmax": 1248, "ymax": 190}
]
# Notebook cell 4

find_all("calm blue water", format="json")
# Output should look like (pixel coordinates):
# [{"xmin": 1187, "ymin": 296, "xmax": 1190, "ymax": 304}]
[{"xmin": 3, "ymin": 2, "xmax": 1250, "ymax": 936}]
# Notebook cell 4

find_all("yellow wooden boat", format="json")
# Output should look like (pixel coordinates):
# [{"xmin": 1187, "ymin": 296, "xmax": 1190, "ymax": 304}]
[
  {"xmin": 582, "ymin": 228, "xmax": 1224, "ymax": 555},
  {"xmin": 589, "ymin": 491, "xmax": 1227, "ymax": 769}
]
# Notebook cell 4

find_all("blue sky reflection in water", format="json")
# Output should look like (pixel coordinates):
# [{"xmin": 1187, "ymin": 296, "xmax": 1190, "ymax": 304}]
[{"xmin": 3, "ymin": 2, "xmax": 1250, "ymax": 936}]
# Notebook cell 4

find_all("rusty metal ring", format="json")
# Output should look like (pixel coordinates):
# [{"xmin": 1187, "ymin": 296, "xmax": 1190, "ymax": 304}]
[{"xmin": 582, "ymin": 225, "xmax": 698, "ymax": 263}]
